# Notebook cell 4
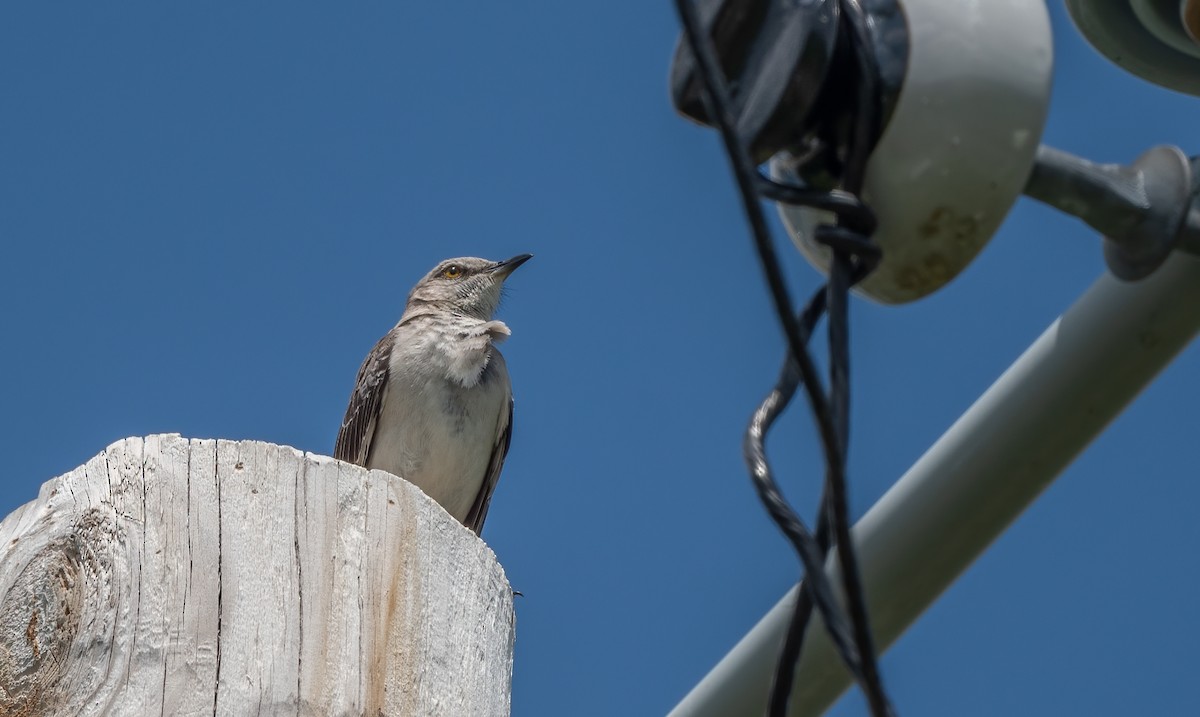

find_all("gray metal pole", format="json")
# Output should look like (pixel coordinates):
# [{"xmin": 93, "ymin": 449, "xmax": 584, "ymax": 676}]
[{"xmin": 668, "ymin": 249, "xmax": 1200, "ymax": 717}]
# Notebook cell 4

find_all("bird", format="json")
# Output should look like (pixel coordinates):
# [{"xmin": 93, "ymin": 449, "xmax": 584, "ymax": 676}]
[{"xmin": 334, "ymin": 254, "xmax": 531, "ymax": 534}]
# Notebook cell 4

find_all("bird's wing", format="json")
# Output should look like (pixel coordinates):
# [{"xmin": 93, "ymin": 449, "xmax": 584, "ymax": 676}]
[
  {"xmin": 334, "ymin": 334, "xmax": 393, "ymax": 466},
  {"xmin": 464, "ymin": 395, "xmax": 513, "ymax": 535}
]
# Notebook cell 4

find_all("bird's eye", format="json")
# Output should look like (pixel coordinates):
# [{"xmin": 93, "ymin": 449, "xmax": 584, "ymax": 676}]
[{"xmin": 441, "ymin": 265, "xmax": 463, "ymax": 279}]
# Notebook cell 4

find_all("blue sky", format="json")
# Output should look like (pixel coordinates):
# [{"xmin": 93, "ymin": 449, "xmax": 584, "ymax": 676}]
[{"xmin": 2, "ymin": 3, "xmax": 1198, "ymax": 715}]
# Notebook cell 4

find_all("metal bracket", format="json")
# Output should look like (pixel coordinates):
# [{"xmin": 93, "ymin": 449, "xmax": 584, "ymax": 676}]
[{"xmin": 1023, "ymin": 144, "xmax": 1197, "ymax": 280}]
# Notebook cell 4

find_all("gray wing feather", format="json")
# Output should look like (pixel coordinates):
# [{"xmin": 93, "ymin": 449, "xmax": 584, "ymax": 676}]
[
  {"xmin": 334, "ymin": 334, "xmax": 393, "ymax": 466},
  {"xmin": 464, "ymin": 396, "xmax": 513, "ymax": 535}
]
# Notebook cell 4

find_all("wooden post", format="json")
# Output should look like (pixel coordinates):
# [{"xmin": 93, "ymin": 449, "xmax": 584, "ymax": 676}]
[{"xmin": 0, "ymin": 434, "xmax": 515, "ymax": 716}]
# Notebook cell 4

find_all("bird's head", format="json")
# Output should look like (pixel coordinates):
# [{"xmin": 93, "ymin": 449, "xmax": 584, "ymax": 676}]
[{"xmin": 407, "ymin": 254, "xmax": 532, "ymax": 319}]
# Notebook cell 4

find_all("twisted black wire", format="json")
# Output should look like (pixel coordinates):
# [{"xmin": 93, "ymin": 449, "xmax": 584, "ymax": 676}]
[
  {"xmin": 746, "ymin": 287, "xmax": 838, "ymax": 716},
  {"xmin": 672, "ymin": 0, "xmax": 896, "ymax": 715},
  {"xmin": 814, "ymin": 4, "xmax": 894, "ymax": 716},
  {"xmin": 671, "ymin": 0, "xmax": 872, "ymax": 691}
]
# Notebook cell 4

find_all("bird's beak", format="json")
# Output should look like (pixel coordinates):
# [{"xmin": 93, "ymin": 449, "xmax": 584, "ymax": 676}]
[{"xmin": 490, "ymin": 254, "xmax": 533, "ymax": 279}]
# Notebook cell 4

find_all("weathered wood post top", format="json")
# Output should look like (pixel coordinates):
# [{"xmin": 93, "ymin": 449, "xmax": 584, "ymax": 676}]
[{"xmin": 0, "ymin": 434, "xmax": 515, "ymax": 716}]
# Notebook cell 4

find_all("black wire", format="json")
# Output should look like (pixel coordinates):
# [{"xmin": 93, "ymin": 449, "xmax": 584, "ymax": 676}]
[
  {"xmin": 816, "ymin": 4, "xmax": 894, "ymax": 716},
  {"xmin": 746, "ymin": 288, "xmax": 837, "ymax": 715},
  {"xmin": 672, "ymin": 0, "xmax": 872, "ymax": 688},
  {"xmin": 672, "ymin": 0, "xmax": 896, "ymax": 715}
]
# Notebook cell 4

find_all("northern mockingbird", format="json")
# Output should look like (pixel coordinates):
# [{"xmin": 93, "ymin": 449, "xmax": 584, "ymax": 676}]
[{"xmin": 334, "ymin": 254, "xmax": 531, "ymax": 534}]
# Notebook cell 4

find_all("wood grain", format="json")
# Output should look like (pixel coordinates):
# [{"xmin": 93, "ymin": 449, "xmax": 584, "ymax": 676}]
[{"xmin": 0, "ymin": 435, "xmax": 514, "ymax": 716}]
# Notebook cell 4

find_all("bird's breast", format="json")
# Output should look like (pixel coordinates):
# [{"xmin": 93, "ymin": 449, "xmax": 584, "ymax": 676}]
[{"xmin": 368, "ymin": 351, "xmax": 509, "ymax": 522}]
